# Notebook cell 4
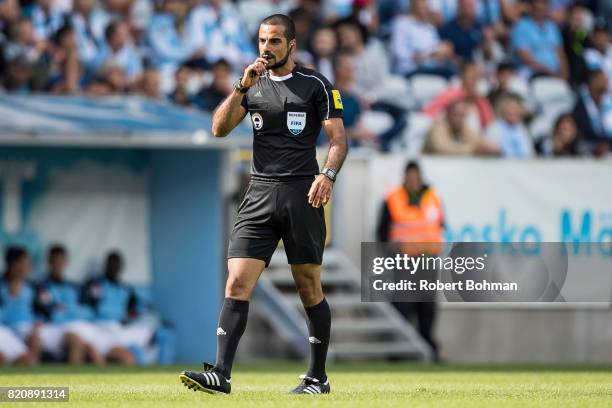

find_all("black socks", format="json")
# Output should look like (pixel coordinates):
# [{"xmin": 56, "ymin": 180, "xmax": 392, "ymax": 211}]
[
  {"xmin": 213, "ymin": 297, "xmax": 330, "ymax": 382},
  {"xmin": 304, "ymin": 298, "xmax": 331, "ymax": 382},
  {"xmin": 214, "ymin": 298, "xmax": 249, "ymax": 378}
]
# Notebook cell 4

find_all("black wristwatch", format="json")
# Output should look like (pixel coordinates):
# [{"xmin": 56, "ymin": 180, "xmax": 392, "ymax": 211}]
[
  {"xmin": 321, "ymin": 167, "xmax": 337, "ymax": 182},
  {"xmin": 233, "ymin": 77, "xmax": 249, "ymax": 94}
]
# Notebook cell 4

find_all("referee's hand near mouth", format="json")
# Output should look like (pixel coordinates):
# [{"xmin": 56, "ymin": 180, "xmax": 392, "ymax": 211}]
[{"xmin": 241, "ymin": 57, "xmax": 268, "ymax": 86}]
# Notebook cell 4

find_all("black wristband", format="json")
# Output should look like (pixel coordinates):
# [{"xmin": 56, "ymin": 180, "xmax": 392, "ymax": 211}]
[{"xmin": 233, "ymin": 77, "xmax": 249, "ymax": 94}]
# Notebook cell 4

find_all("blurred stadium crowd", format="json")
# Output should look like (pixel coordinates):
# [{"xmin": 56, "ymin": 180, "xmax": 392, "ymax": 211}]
[
  {"xmin": 0, "ymin": 245, "xmax": 175, "ymax": 365},
  {"xmin": 0, "ymin": 0, "xmax": 611, "ymax": 156}
]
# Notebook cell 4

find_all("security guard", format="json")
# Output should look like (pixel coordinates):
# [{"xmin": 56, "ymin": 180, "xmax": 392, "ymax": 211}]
[
  {"xmin": 377, "ymin": 161, "xmax": 445, "ymax": 361},
  {"xmin": 180, "ymin": 14, "xmax": 347, "ymax": 395}
]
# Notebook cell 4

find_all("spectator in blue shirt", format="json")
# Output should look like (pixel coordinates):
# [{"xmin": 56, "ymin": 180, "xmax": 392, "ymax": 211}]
[
  {"xmin": 36, "ymin": 245, "xmax": 134, "ymax": 365},
  {"xmin": 430, "ymin": 0, "xmax": 507, "ymax": 27},
  {"xmin": 82, "ymin": 252, "xmax": 138, "ymax": 323},
  {"xmin": 4, "ymin": 17, "xmax": 45, "ymax": 68},
  {"xmin": 70, "ymin": 0, "xmax": 111, "ymax": 71},
  {"xmin": 146, "ymin": 0, "xmax": 202, "ymax": 74},
  {"xmin": 439, "ymin": 0, "xmax": 485, "ymax": 61},
  {"xmin": 82, "ymin": 251, "xmax": 175, "ymax": 365},
  {"xmin": 0, "ymin": 249, "xmax": 35, "ymax": 366},
  {"xmin": 47, "ymin": 23, "xmax": 87, "ymax": 94},
  {"xmin": 37, "ymin": 246, "xmax": 94, "ymax": 324},
  {"xmin": 0, "ymin": 246, "xmax": 89, "ymax": 364},
  {"xmin": 486, "ymin": 93, "xmax": 534, "ymax": 157},
  {"xmin": 96, "ymin": 20, "xmax": 143, "ymax": 85},
  {"xmin": 28, "ymin": 0, "xmax": 65, "ymax": 42},
  {"xmin": 187, "ymin": 0, "xmax": 256, "ymax": 71},
  {"xmin": 511, "ymin": 0, "xmax": 568, "ymax": 79},
  {"xmin": 1, "ymin": 247, "xmax": 42, "ymax": 361}
]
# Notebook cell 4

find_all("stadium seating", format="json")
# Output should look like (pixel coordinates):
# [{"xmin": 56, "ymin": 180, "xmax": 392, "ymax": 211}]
[
  {"xmin": 531, "ymin": 77, "xmax": 576, "ymax": 115},
  {"xmin": 403, "ymin": 112, "xmax": 433, "ymax": 158},
  {"xmin": 408, "ymin": 75, "xmax": 449, "ymax": 110}
]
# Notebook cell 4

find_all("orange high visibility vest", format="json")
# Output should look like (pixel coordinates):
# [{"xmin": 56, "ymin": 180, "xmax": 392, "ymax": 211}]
[{"xmin": 386, "ymin": 186, "xmax": 444, "ymax": 255}]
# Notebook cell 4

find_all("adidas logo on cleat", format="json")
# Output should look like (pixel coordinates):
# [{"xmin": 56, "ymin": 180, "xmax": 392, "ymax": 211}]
[
  {"xmin": 309, "ymin": 336, "xmax": 321, "ymax": 344},
  {"xmin": 291, "ymin": 374, "xmax": 330, "ymax": 394},
  {"xmin": 179, "ymin": 363, "xmax": 232, "ymax": 395},
  {"xmin": 217, "ymin": 327, "xmax": 227, "ymax": 336}
]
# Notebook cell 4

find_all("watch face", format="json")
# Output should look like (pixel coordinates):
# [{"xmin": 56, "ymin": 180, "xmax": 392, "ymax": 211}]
[{"xmin": 324, "ymin": 169, "xmax": 336, "ymax": 180}]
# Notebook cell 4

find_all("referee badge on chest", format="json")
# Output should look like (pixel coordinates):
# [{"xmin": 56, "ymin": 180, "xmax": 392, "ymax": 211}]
[
  {"xmin": 287, "ymin": 112, "xmax": 306, "ymax": 136},
  {"xmin": 251, "ymin": 112, "xmax": 263, "ymax": 130}
]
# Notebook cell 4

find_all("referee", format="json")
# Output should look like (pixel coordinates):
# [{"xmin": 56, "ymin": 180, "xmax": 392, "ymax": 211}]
[{"xmin": 180, "ymin": 14, "xmax": 347, "ymax": 395}]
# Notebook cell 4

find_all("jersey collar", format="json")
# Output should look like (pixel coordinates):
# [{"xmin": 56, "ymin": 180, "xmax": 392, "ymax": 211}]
[
  {"xmin": 268, "ymin": 65, "xmax": 299, "ymax": 82},
  {"xmin": 268, "ymin": 72, "xmax": 293, "ymax": 81}
]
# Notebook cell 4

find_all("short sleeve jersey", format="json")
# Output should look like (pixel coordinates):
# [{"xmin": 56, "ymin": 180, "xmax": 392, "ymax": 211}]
[
  {"xmin": 511, "ymin": 17, "xmax": 562, "ymax": 72},
  {"xmin": 241, "ymin": 65, "xmax": 343, "ymax": 179}
]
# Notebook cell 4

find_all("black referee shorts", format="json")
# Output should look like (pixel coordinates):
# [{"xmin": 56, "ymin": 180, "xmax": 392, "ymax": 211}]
[{"xmin": 228, "ymin": 177, "xmax": 326, "ymax": 267}]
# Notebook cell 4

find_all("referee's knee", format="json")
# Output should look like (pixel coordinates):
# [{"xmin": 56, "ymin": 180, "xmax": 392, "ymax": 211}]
[
  {"xmin": 294, "ymin": 278, "xmax": 324, "ymax": 307},
  {"xmin": 297, "ymin": 286, "xmax": 323, "ymax": 307},
  {"xmin": 225, "ymin": 276, "xmax": 252, "ymax": 300},
  {"xmin": 291, "ymin": 264, "xmax": 323, "ymax": 306}
]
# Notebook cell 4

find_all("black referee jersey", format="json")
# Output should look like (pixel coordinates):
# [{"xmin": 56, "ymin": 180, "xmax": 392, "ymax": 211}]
[{"xmin": 240, "ymin": 65, "xmax": 344, "ymax": 180}]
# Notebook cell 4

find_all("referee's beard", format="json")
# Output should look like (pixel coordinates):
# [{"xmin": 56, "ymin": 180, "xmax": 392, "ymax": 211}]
[{"xmin": 263, "ymin": 45, "xmax": 293, "ymax": 70}]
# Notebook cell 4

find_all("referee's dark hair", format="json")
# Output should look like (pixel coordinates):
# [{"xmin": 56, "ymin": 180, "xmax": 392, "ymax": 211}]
[{"xmin": 261, "ymin": 14, "xmax": 296, "ymax": 42}]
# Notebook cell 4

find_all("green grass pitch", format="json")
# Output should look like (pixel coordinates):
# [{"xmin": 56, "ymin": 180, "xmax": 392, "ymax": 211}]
[{"xmin": 1, "ymin": 363, "xmax": 612, "ymax": 407}]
